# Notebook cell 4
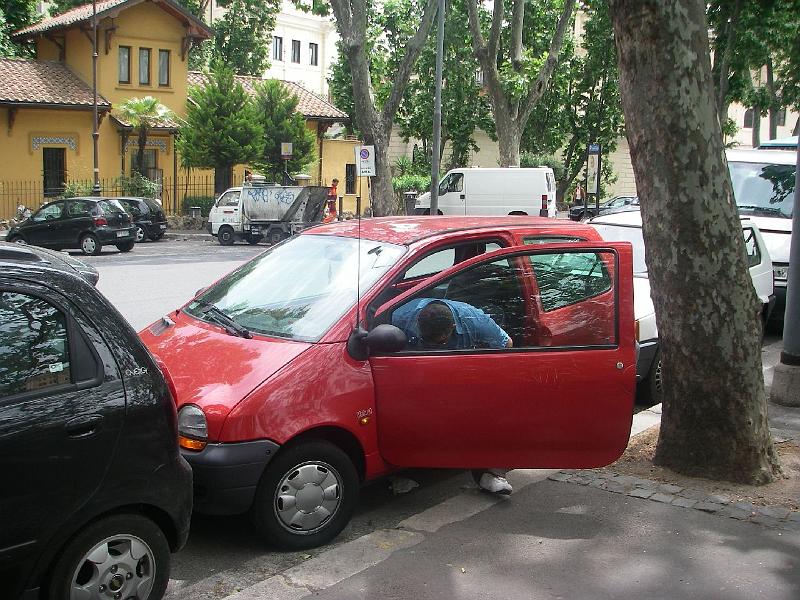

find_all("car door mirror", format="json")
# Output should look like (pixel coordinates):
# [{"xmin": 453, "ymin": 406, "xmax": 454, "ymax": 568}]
[{"xmin": 346, "ymin": 324, "xmax": 407, "ymax": 360}]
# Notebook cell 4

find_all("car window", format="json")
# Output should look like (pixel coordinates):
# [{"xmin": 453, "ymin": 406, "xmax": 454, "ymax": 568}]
[
  {"xmin": 33, "ymin": 203, "xmax": 63, "ymax": 222},
  {"xmin": 743, "ymin": 227, "xmax": 761, "ymax": 267},
  {"xmin": 67, "ymin": 200, "xmax": 92, "ymax": 217},
  {"xmin": 449, "ymin": 173, "xmax": 464, "ymax": 193},
  {"xmin": 97, "ymin": 199, "xmax": 126, "ymax": 215},
  {"xmin": 217, "ymin": 191, "xmax": 241, "ymax": 207},
  {"xmin": 121, "ymin": 200, "xmax": 144, "ymax": 216},
  {"xmin": 0, "ymin": 291, "xmax": 71, "ymax": 398},
  {"xmin": 402, "ymin": 242, "xmax": 502, "ymax": 281},
  {"xmin": 523, "ymin": 236, "xmax": 584, "ymax": 245},
  {"xmin": 143, "ymin": 199, "xmax": 161, "ymax": 213},
  {"xmin": 530, "ymin": 251, "xmax": 612, "ymax": 312}
]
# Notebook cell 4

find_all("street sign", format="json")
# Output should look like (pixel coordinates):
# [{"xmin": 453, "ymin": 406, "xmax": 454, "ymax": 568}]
[
  {"xmin": 356, "ymin": 145, "xmax": 376, "ymax": 177},
  {"xmin": 281, "ymin": 142, "xmax": 293, "ymax": 160},
  {"xmin": 586, "ymin": 142, "xmax": 601, "ymax": 196}
]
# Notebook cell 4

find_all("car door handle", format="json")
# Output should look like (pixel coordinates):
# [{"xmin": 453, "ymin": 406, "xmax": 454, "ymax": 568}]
[
  {"xmin": 460, "ymin": 194, "xmax": 465, "ymax": 199},
  {"xmin": 65, "ymin": 415, "xmax": 104, "ymax": 438}
]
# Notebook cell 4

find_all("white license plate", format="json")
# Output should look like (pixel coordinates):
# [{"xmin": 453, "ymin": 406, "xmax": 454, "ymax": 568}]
[
  {"xmin": 116, "ymin": 230, "xmax": 127, "ymax": 238},
  {"xmin": 159, "ymin": 224, "xmax": 166, "ymax": 229}
]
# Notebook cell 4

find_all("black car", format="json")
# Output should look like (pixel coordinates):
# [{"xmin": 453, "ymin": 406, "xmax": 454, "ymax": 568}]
[
  {"xmin": 0, "ymin": 244, "xmax": 192, "ymax": 600},
  {"xmin": 6, "ymin": 197, "xmax": 136, "ymax": 255},
  {"xmin": 569, "ymin": 195, "xmax": 638, "ymax": 221},
  {"xmin": 0, "ymin": 242, "xmax": 100, "ymax": 286},
  {"xmin": 116, "ymin": 197, "xmax": 168, "ymax": 242}
]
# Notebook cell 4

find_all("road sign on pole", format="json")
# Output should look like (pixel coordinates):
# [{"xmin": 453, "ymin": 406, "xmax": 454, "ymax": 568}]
[
  {"xmin": 356, "ymin": 145, "xmax": 376, "ymax": 177},
  {"xmin": 281, "ymin": 142, "xmax": 293, "ymax": 160},
  {"xmin": 586, "ymin": 143, "xmax": 601, "ymax": 196}
]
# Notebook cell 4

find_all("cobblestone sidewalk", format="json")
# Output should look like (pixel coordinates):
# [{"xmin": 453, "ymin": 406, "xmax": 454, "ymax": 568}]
[{"xmin": 549, "ymin": 469, "xmax": 800, "ymax": 532}]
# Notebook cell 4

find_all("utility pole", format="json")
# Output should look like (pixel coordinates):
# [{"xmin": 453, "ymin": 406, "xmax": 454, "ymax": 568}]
[
  {"xmin": 771, "ymin": 142, "xmax": 800, "ymax": 406},
  {"xmin": 91, "ymin": 0, "xmax": 101, "ymax": 195},
  {"xmin": 429, "ymin": 0, "xmax": 445, "ymax": 216}
]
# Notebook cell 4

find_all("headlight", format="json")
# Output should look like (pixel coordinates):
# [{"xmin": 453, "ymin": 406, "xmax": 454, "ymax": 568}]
[
  {"xmin": 773, "ymin": 264, "xmax": 789, "ymax": 283},
  {"xmin": 177, "ymin": 404, "xmax": 207, "ymax": 451}
]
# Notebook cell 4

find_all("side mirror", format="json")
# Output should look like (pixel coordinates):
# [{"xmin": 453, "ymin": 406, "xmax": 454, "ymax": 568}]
[
  {"xmin": 346, "ymin": 324, "xmax": 407, "ymax": 361},
  {"xmin": 195, "ymin": 286, "xmax": 209, "ymax": 298}
]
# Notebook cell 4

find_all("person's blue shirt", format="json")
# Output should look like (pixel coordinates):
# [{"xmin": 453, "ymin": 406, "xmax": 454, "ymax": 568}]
[{"xmin": 392, "ymin": 298, "xmax": 510, "ymax": 350}]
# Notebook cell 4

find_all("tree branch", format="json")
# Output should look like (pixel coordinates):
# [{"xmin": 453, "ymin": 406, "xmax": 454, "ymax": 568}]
[
  {"xmin": 380, "ymin": 0, "xmax": 439, "ymax": 127},
  {"xmin": 715, "ymin": 0, "xmax": 742, "ymax": 120},
  {"xmin": 510, "ymin": 0, "xmax": 524, "ymax": 68},
  {"xmin": 488, "ymin": 0, "xmax": 504, "ymax": 60},
  {"xmin": 520, "ymin": 0, "xmax": 576, "ymax": 124},
  {"xmin": 329, "ymin": 0, "xmax": 353, "ymax": 44}
]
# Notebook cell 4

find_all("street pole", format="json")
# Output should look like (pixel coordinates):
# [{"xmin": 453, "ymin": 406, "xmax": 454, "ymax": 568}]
[
  {"xmin": 429, "ymin": 0, "xmax": 445, "ymax": 216},
  {"xmin": 771, "ymin": 141, "xmax": 800, "ymax": 406},
  {"xmin": 91, "ymin": 0, "xmax": 101, "ymax": 195}
]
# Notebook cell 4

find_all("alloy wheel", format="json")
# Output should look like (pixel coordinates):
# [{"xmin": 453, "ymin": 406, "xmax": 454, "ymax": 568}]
[{"xmin": 69, "ymin": 534, "xmax": 155, "ymax": 600}]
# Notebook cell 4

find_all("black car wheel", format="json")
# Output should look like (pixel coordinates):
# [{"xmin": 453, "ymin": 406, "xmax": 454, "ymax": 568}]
[
  {"xmin": 148, "ymin": 230, "xmax": 165, "ymax": 241},
  {"xmin": 7, "ymin": 235, "xmax": 27, "ymax": 245},
  {"xmin": 268, "ymin": 229, "xmax": 286, "ymax": 245},
  {"xmin": 638, "ymin": 348, "xmax": 664, "ymax": 405},
  {"xmin": 245, "ymin": 233, "xmax": 263, "ymax": 245},
  {"xmin": 218, "ymin": 225, "xmax": 235, "ymax": 246},
  {"xmin": 47, "ymin": 514, "xmax": 170, "ymax": 600},
  {"xmin": 250, "ymin": 440, "xmax": 359, "ymax": 550},
  {"xmin": 80, "ymin": 234, "xmax": 102, "ymax": 256},
  {"xmin": 135, "ymin": 226, "xmax": 147, "ymax": 243},
  {"xmin": 116, "ymin": 240, "xmax": 135, "ymax": 253}
]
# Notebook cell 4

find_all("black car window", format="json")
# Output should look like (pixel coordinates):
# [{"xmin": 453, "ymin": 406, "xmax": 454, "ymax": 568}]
[
  {"xmin": 0, "ymin": 291, "xmax": 71, "ymax": 398},
  {"xmin": 32, "ymin": 203, "xmax": 64, "ymax": 222},
  {"xmin": 121, "ymin": 200, "xmax": 144, "ymax": 216},
  {"xmin": 144, "ymin": 199, "xmax": 162, "ymax": 214},
  {"xmin": 67, "ymin": 200, "xmax": 93, "ymax": 217},
  {"xmin": 97, "ymin": 199, "xmax": 126, "ymax": 215}
]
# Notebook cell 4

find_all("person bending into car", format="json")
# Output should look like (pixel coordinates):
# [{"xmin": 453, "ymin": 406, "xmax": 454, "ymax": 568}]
[{"xmin": 392, "ymin": 298, "xmax": 514, "ymax": 495}]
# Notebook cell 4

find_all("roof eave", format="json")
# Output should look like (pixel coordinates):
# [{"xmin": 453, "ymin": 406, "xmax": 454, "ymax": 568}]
[{"xmin": 0, "ymin": 100, "xmax": 112, "ymax": 110}]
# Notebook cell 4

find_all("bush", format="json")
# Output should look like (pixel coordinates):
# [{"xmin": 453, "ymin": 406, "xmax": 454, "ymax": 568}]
[
  {"xmin": 61, "ymin": 181, "xmax": 94, "ymax": 198},
  {"xmin": 181, "ymin": 195, "xmax": 216, "ymax": 217},
  {"xmin": 116, "ymin": 173, "xmax": 161, "ymax": 198},
  {"xmin": 392, "ymin": 174, "xmax": 431, "ymax": 213},
  {"xmin": 520, "ymin": 152, "xmax": 564, "ymax": 181}
]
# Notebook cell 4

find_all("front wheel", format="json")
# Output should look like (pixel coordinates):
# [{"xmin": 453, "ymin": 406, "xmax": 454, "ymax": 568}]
[
  {"xmin": 7, "ymin": 235, "xmax": 27, "ymax": 245},
  {"xmin": 80, "ymin": 233, "xmax": 101, "ymax": 256},
  {"xmin": 134, "ymin": 225, "xmax": 146, "ymax": 243},
  {"xmin": 250, "ymin": 440, "xmax": 359, "ymax": 550},
  {"xmin": 639, "ymin": 348, "xmax": 664, "ymax": 405},
  {"xmin": 218, "ymin": 226, "xmax": 235, "ymax": 246},
  {"xmin": 116, "ymin": 240, "xmax": 135, "ymax": 252},
  {"xmin": 46, "ymin": 514, "xmax": 170, "ymax": 600}
]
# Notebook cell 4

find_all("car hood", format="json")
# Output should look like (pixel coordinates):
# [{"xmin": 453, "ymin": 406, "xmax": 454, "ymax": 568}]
[
  {"xmin": 745, "ymin": 218, "xmax": 791, "ymax": 263},
  {"xmin": 633, "ymin": 275, "xmax": 655, "ymax": 321},
  {"xmin": 140, "ymin": 311, "xmax": 311, "ymax": 439}
]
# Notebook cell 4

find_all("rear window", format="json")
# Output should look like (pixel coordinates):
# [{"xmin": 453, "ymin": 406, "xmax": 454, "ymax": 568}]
[
  {"xmin": 144, "ymin": 199, "xmax": 162, "ymax": 213},
  {"xmin": 98, "ymin": 199, "xmax": 126, "ymax": 215}
]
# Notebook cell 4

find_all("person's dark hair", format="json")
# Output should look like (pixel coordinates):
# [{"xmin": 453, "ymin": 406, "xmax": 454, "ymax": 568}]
[{"xmin": 417, "ymin": 301, "xmax": 454, "ymax": 344}]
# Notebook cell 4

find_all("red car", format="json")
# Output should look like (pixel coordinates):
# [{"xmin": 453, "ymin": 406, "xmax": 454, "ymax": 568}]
[{"xmin": 141, "ymin": 216, "xmax": 635, "ymax": 549}]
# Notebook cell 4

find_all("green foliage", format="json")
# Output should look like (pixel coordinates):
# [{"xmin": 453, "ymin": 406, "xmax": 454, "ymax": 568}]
[
  {"xmin": 181, "ymin": 195, "xmax": 217, "ymax": 217},
  {"xmin": 1, "ymin": 0, "xmax": 40, "ymax": 57},
  {"xmin": 60, "ymin": 180, "xmax": 93, "ymax": 198},
  {"xmin": 392, "ymin": 174, "xmax": 431, "ymax": 196},
  {"xmin": 211, "ymin": 0, "xmax": 280, "ymax": 75},
  {"xmin": 393, "ymin": 155, "xmax": 432, "ymax": 177},
  {"xmin": 177, "ymin": 63, "xmax": 264, "ymax": 171},
  {"xmin": 253, "ymin": 80, "xmax": 316, "ymax": 181},
  {"xmin": 117, "ymin": 96, "xmax": 175, "ymax": 177},
  {"xmin": 47, "ymin": 0, "xmax": 84, "ymax": 13},
  {"xmin": 0, "ymin": 9, "xmax": 16, "ymax": 57},
  {"xmin": 116, "ymin": 173, "xmax": 161, "ymax": 198},
  {"xmin": 520, "ymin": 153, "xmax": 564, "ymax": 181}
]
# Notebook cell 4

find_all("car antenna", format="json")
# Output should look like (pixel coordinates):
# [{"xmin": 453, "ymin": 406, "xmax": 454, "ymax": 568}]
[
  {"xmin": 355, "ymin": 197, "xmax": 362, "ymax": 329},
  {"xmin": 346, "ymin": 196, "xmax": 370, "ymax": 361}
]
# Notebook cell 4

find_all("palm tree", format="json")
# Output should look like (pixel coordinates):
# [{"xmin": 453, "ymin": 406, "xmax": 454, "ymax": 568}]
[{"xmin": 117, "ymin": 96, "xmax": 174, "ymax": 177}]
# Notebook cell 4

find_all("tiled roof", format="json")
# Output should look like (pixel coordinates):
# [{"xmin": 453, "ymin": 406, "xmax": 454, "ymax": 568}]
[
  {"xmin": 188, "ymin": 71, "xmax": 349, "ymax": 121},
  {"xmin": 13, "ymin": 0, "xmax": 212, "ymax": 40},
  {"xmin": 0, "ymin": 57, "xmax": 111, "ymax": 108}
]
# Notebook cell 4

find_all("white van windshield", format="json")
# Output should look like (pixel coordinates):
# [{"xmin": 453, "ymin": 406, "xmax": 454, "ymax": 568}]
[
  {"xmin": 729, "ymin": 161, "xmax": 795, "ymax": 219},
  {"xmin": 185, "ymin": 235, "xmax": 405, "ymax": 342}
]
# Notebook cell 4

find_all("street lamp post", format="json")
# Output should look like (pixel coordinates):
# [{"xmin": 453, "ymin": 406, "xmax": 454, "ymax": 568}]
[
  {"xmin": 91, "ymin": 0, "xmax": 101, "ymax": 195},
  {"xmin": 429, "ymin": 0, "xmax": 445, "ymax": 216}
]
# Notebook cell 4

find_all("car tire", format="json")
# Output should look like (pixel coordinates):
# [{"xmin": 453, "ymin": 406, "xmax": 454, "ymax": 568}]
[
  {"xmin": 245, "ymin": 233, "xmax": 263, "ymax": 245},
  {"xmin": 250, "ymin": 440, "xmax": 359, "ymax": 550},
  {"xmin": 218, "ymin": 225, "xmax": 235, "ymax": 246},
  {"xmin": 149, "ymin": 230, "xmax": 165, "ymax": 241},
  {"xmin": 640, "ymin": 348, "xmax": 664, "ymax": 405},
  {"xmin": 46, "ymin": 514, "xmax": 170, "ymax": 600},
  {"xmin": 134, "ymin": 225, "xmax": 147, "ymax": 243},
  {"xmin": 80, "ymin": 233, "xmax": 102, "ymax": 256},
  {"xmin": 7, "ymin": 235, "xmax": 27, "ymax": 245},
  {"xmin": 422, "ymin": 209, "xmax": 444, "ymax": 215},
  {"xmin": 116, "ymin": 240, "xmax": 135, "ymax": 252},
  {"xmin": 267, "ymin": 229, "xmax": 286, "ymax": 245}
]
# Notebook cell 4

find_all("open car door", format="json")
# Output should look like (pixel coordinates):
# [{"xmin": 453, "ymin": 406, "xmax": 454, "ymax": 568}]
[{"xmin": 367, "ymin": 241, "xmax": 636, "ymax": 470}]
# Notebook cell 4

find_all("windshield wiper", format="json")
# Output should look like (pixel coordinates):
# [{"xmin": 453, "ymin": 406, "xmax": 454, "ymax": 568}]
[
  {"xmin": 196, "ymin": 300, "xmax": 252, "ymax": 339},
  {"xmin": 738, "ymin": 204, "xmax": 788, "ymax": 217}
]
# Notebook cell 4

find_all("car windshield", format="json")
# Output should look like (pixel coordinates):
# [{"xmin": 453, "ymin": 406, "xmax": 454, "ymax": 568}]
[
  {"xmin": 591, "ymin": 223, "xmax": 648, "ymax": 274},
  {"xmin": 185, "ymin": 235, "xmax": 406, "ymax": 342},
  {"xmin": 729, "ymin": 161, "xmax": 795, "ymax": 218}
]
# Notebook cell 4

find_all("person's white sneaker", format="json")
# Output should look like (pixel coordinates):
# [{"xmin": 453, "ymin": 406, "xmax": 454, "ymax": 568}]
[{"xmin": 478, "ymin": 472, "xmax": 513, "ymax": 495}]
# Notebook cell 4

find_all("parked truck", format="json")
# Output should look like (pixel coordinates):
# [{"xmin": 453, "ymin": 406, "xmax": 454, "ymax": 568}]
[{"xmin": 208, "ymin": 183, "xmax": 329, "ymax": 246}]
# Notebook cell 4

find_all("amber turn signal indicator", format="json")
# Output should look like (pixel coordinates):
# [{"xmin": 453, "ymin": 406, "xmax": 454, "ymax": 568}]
[
  {"xmin": 179, "ymin": 435, "xmax": 206, "ymax": 451},
  {"xmin": 359, "ymin": 416, "xmax": 371, "ymax": 426}
]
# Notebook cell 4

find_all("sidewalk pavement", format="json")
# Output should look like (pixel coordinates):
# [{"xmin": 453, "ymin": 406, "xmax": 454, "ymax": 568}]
[{"xmin": 223, "ymin": 341, "xmax": 798, "ymax": 600}]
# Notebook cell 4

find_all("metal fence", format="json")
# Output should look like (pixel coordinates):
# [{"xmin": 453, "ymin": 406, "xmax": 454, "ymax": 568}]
[{"xmin": 0, "ymin": 174, "xmax": 244, "ymax": 222}]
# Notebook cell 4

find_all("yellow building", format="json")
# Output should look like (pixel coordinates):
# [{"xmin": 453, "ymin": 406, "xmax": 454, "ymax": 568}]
[{"xmin": 1, "ymin": 0, "xmax": 362, "ymax": 219}]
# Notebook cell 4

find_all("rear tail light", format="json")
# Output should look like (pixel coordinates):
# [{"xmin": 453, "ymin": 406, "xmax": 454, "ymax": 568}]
[
  {"xmin": 541, "ymin": 195, "xmax": 548, "ymax": 211},
  {"xmin": 93, "ymin": 216, "xmax": 108, "ymax": 226}
]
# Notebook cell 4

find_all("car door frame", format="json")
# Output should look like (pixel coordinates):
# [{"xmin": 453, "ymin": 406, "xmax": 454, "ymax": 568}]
[
  {"xmin": 367, "ymin": 241, "xmax": 636, "ymax": 470},
  {"xmin": 24, "ymin": 201, "xmax": 66, "ymax": 247}
]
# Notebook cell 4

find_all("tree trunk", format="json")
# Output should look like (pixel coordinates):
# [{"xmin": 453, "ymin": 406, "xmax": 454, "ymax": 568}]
[
  {"xmin": 362, "ymin": 126, "xmax": 395, "ymax": 216},
  {"xmin": 136, "ymin": 127, "xmax": 147, "ymax": 177},
  {"xmin": 495, "ymin": 111, "xmax": 521, "ymax": 167},
  {"xmin": 766, "ymin": 58, "xmax": 778, "ymax": 141},
  {"xmin": 752, "ymin": 104, "xmax": 761, "ymax": 148},
  {"xmin": 214, "ymin": 165, "xmax": 232, "ymax": 195},
  {"xmin": 608, "ymin": 0, "xmax": 780, "ymax": 484}
]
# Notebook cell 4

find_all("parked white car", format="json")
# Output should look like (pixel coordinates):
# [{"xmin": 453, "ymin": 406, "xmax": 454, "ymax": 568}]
[{"xmin": 591, "ymin": 209, "xmax": 774, "ymax": 403}]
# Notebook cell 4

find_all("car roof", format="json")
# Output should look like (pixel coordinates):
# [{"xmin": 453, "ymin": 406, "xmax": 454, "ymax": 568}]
[
  {"xmin": 726, "ymin": 148, "xmax": 797, "ymax": 165},
  {"xmin": 306, "ymin": 216, "xmax": 598, "ymax": 245},
  {"xmin": 0, "ymin": 242, "xmax": 83, "ymax": 278},
  {"xmin": 590, "ymin": 208, "xmax": 756, "ymax": 231}
]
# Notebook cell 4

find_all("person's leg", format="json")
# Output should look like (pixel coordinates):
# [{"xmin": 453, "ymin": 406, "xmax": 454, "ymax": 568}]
[{"xmin": 472, "ymin": 468, "xmax": 512, "ymax": 495}]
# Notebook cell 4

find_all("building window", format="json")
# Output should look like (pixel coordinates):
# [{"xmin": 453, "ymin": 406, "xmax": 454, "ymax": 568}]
[
  {"xmin": 345, "ymin": 164, "xmax": 356, "ymax": 194},
  {"xmin": 119, "ymin": 46, "xmax": 131, "ymax": 83},
  {"xmin": 139, "ymin": 48, "xmax": 151, "ymax": 85},
  {"xmin": 743, "ymin": 108, "xmax": 754, "ymax": 129},
  {"xmin": 776, "ymin": 108, "xmax": 786, "ymax": 127},
  {"xmin": 130, "ymin": 149, "xmax": 158, "ymax": 178},
  {"xmin": 291, "ymin": 40, "xmax": 301, "ymax": 63},
  {"xmin": 309, "ymin": 42, "xmax": 318, "ymax": 66},
  {"xmin": 158, "ymin": 49, "xmax": 170, "ymax": 86},
  {"xmin": 42, "ymin": 148, "xmax": 66, "ymax": 197},
  {"xmin": 273, "ymin": 36, "xmax": 283, "ymax": 61}
]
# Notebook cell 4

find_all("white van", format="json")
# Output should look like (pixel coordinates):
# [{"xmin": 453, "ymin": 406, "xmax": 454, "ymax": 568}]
[
  {"xmin": 414, "ymin": 167, "xmax": 557, "ymax": 217},
  {"xmin": 727, "ymin": 148, "xmax": 795, "ymax": 326}
]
